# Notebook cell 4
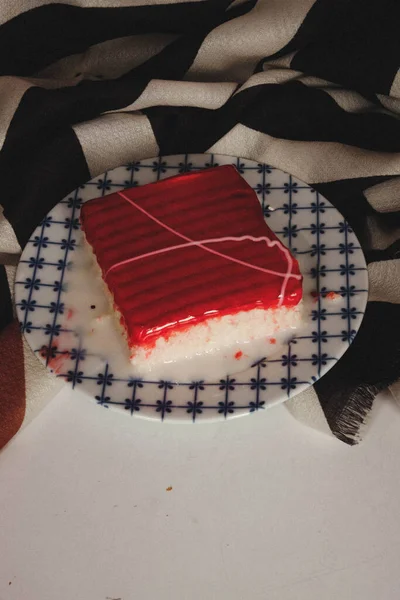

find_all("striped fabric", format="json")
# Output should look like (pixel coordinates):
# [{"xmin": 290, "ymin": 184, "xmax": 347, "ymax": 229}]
[{"xmin": 1, "ymin": 0, "xmax": 400, "ymax": 447}]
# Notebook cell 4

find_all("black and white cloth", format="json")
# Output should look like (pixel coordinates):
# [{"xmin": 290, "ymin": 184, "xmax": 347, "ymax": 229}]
[{"xmin": 1, "ymin": 0, "xmax": 400, "ymax": 447}]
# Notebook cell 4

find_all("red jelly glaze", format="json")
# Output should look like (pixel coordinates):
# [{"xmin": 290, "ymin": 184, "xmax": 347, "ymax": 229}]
[{"xmin": 80, "ymin": 165, "xmax": 303, "ymax": 349}]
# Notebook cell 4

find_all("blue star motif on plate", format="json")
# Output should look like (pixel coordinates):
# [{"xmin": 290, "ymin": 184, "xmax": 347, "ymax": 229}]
[
  {"xmin": 49, "ymin": 302, "xmax": 64, "ymax": 315},
  {"xmin": 311, "ymin": 353, "xmax": 328, "ymax": 366},
  {"xmin": 158, "ymin": 381, "xmax": 174, "ymax": 390},
  {"xmin": 32, "ymin": 235, "xmax": 48, "ymax": 248},
  {"xmin": 263, "ymin": 205, "xmax": 274, "ymax": 218},
  {"xmin": 19, "ymin": 299, "xmax": 36, "ymax": 312},
  {"xmin": 283, "ymin": 181, "xmax": 298, "ymax": 193},
  {"xmin": 96, "ymin": 178, "xmax": 112, "ymax": 191},
  {"xmin": 311, "ymin": 201, "xmax": 325, "ymax": 213},
  {"xmin": 40, "ymin": 215, "xmax": 53, "ymax": 227},
  {"xmin": 128, "ymin": 379, "xmax": 144, "ymax": 389},
  {"xmin": 281, "ymin": 354, "xmax": 298, "ymax": 367},
  {"xmin": 340, "ymin": 285, "xmax": 356, "ymax": 297},
  {"xmin": 311, "ymin": 330, "xmax": 328, "ymax": 343},
  {"xmin": 257, "ymin": 163, "xmax": 272, "ymax": 174},
  {"xmin": 96, "ymin": 372, "xmax": 114, "ymax": 386},
  {"xmin": 125, "ymin": 161, "xmax": 141, "ymax": 171},
  {"xmin": 44, "ymin": 323, "xmax": 62, "ymax": 336},
  {"xmin": 310, "ymin": 222, "xmax": 326, "ymax": 235},
  {"xmin": 23, "ymin": 277, "xmax": 40, "ymax": 290},
  {"xmin": 282, "ymin": 224, "xmax": 298, "ymax": 238},
  {"xmin": 310, "ymin": 243, "xmax": 326, "ymax": 256},
  {"xmin": 64, "ymin": 217, "xmax": 80, "ymax": 230},
  {"xmin": 39, "ymin": 345, "xmax": 58, "ymax": 360},
  {"xmin": 280, "ymin": 377, "xmax": 298, "ymax": 391},
  {"xmin": 69, "ymin": 348, "xmax": 86, "ymax": 361},
  {"xmin": 339, "ymin": 263, "xmax": 356, "ymax": 276},
  {"xmin": 123, "ymin": 179, "xmax": 139, "ymax": 188},
  {"xmin": 155, "ymin": 399, "xmax": 173, "ymax": 416},
  {"xmin": 255, "ymin": 182, "xmax": 271, "ymax": 195},
  {"xmin": 125, "ymin": 397, "xmax": 142, "ymax": 413},
  {"xmin": 341, "ymin": 329, "xmax": 356, "ymax": 342},
  {"xmin": 95, "ymin": 395, "xmax": 110, "ymax": 407},
  {"xmin": 219, "ymin": 377, "xmax": 236, "ymax": 391},
  {"xmin": 338, "ymin": 221, "xmax": 353, "ymax": 234},
  {"xmin": 186, "ymin": 401, "xmax": 204, "ymax": 416},
  {"xmin": 28, "ymin": 256, "xmax": 45, "ymax": 269},
  {"xmin": 189, "ymin": 381, "xmax": 205, "ymax": 391},
  {"xmin": 218, "ymin": 400, "xmax": 235, "ymax": 416},
  {"xmin": 20, "ymin": 321, "xmax": 33, "ymax": 333},
  {"xmin": 66, "ymin": 370, "xmax": 84, "ymax": 385},
  {"xmin": 52, "ymin": 281, "xmax": 63, "ymax": 292},
  {"xmin": 178, "ymin": 161, "xmax": 193, "ymax": 173},
  {"xmin": 250, "ymin": 377, "xmax": 267, "ymax": 390},
  {"xmin": 152, "ymin": 160, "xmax": 167, "ymax": 174},
  {"xmin": 339, "ymin": 242, "xmax": 354, "ymax": 254},
  {"xmin": 251, "ymin": 357, "xmax": 267, "ymax": 368},
  {"xmin": 310, "ymin": 265, "xmax": 327, "ymax": 278},
  {"xmin": 283, "ymin": 202, "xmax": 298, "ymax": 214},
  {"xmin": 235, "ymin": 162, "xmax": 246, "ymax": 173},
  {"xmin": 66, "ymin": 196, "xmax": 82, "ymax": 209},
  {"xmin": 311, "ymin": 308, "xmax": 327, "ymax": 321},
  {"xmin": 57, "ymin": 259, "xmax": 67, "ymax": 270},
  {"xmin": 248, "ymin": 400, "xmax": 265, "ymax": 412},
  {"xmin": 341, "ymin": 307, "xmax": 358, "ymax": 320},
  {"xmin": 60, "ymin": 238, "xmax": 76, "ymax": 251}
]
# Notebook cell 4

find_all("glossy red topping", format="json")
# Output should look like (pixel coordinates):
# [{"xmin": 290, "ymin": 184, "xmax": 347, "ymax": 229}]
[{"xmin": 80, "ymin": 165, "xmax": 302, "ymax": 349}]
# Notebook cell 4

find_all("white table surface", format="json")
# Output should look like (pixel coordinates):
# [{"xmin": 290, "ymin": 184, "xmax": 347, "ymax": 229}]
[{"xmin": 0, "ymin": 387, "xmax": 399, "ymax": 600}]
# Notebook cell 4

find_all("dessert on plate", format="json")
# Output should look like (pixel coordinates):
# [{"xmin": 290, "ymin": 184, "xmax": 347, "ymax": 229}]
[{"xmin": 80, "ymin": 165, "xmax": 303, "ymax": 377}]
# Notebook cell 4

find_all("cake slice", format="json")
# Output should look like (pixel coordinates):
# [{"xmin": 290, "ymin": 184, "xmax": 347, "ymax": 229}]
[{"xmin": 80, "ymin": 165, "xmax": 303, "ymax": 375}]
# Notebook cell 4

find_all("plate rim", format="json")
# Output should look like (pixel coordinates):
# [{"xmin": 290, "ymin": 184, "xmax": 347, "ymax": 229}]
[{"xmin": 14, "ymin": 152, "xmax": 369, "ymax": 422}]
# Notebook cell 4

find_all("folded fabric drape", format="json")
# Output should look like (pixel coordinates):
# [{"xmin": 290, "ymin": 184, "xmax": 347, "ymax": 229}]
[{"xmin": 1, "ymin": 0, "xmax": 400, "ymax": 448}]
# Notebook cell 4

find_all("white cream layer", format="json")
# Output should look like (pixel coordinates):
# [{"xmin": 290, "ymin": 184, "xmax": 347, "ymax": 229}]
[
  {"xmin": 64, "ymin": 240, "xmax": 304, "ymax": 382},
  {"xmin": 130, "ymin": 305, "xmax": 303, "ymax": 379}
]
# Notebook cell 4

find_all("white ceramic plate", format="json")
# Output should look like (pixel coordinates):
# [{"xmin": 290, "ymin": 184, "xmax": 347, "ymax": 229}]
[{"xmin": 15, "ymin": 154, "xmax": 368, "ymax": 422}]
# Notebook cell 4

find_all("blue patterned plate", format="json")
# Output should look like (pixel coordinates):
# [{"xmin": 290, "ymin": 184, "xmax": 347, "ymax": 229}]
[{"xmin": 15, "ymin": 154, "xmax": 368, "ymax": 422}]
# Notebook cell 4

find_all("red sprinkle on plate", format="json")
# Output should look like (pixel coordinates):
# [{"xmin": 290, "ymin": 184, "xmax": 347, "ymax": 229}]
[{"xmin": 326, "ymin": 291, "xmax": 340, "ymax": 300}]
